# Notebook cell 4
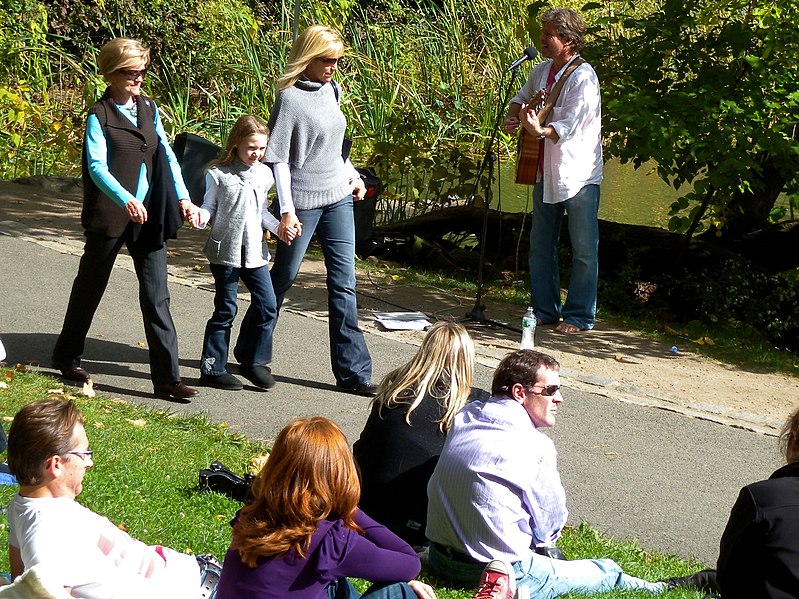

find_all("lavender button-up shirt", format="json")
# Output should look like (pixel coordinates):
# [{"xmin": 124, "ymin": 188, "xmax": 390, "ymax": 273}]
[{"xmin": 426, "ymin": 397, "xmax": 567, "ymax": 563}]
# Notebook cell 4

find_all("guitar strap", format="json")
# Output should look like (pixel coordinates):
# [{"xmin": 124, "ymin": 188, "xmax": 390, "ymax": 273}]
[{"xmin": 536, "ymin": 56, "xmax": 586, "ymax": 124}]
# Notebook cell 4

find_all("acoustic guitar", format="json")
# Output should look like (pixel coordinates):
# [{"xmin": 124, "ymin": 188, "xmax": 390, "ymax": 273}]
[{"xmin": 515, "ymin": 90, "xmax": 547, "ymax": 185}]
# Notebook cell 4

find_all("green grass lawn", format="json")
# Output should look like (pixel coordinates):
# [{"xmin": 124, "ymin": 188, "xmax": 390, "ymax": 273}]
[{"xmin": 0, "ymin": 368, "xmax": 707, "ymax": 597}]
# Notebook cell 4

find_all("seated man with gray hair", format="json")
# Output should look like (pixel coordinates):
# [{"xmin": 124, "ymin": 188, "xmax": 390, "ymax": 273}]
[{"xmin": 5, "ymin": 399, "xmax": 218, "ymax": 599}]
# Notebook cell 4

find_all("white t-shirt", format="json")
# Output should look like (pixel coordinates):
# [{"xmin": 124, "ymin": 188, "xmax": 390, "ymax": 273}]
[{"xmin": 7, "ymin": 494, "xmax": 199, "ymax": 599}]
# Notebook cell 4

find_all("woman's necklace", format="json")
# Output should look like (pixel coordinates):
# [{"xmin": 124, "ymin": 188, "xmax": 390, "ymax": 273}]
[{"xmin": 129, "ymin": 96, "xmax": 138, "ymax": 118}]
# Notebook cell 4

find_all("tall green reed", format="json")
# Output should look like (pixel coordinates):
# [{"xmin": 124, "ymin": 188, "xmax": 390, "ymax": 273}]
[{"xmin": 0, "ymin": 0, "xmax": 658, "ymax": 226}]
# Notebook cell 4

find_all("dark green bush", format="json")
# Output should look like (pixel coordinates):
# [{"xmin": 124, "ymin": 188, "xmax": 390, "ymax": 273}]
[{"xmin": 661, "ymin": 261, "xmax": 799, "ymax": 351}]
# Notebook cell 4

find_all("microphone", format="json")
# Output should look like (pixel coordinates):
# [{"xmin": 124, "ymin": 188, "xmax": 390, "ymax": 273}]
[{"xmin": 505, "ymin": 47, "xmax": 539, "ymax": 72}]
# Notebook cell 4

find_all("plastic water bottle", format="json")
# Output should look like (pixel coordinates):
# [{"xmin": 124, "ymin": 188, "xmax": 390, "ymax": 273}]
[{"xmin": 520, "ymin": 307, "xmax": 536, "ymax": 349}]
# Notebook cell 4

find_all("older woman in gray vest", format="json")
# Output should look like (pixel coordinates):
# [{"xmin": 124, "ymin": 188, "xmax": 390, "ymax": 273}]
[
  {"xmin": 51, "ymin": 37, "xmax": 200, "ymax": 401},
  {"xmin": 266, "ymin": 25, "xmax": 376, "ymax": 396}
]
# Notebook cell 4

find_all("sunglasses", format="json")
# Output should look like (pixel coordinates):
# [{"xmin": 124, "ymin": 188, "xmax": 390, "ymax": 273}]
[
  {"xmin": 119, "ymin": 68, "xmax": 147, "ymax": 79},
  {"xmin": 67, "ymin": 449, "xmax": 94, "ymax": 461},
  {"xmin": 528, "ymin": 384, "xmax": 561, "ymax": 397},
  {"xmin": 316, "ymin": 56, "xmax": 345, "ymax": 67}
]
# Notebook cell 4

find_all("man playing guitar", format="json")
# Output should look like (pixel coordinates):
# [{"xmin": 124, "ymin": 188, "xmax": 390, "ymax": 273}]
[{"xmin": 503, "ymin": 8, "xmax": 603, "ymax": 334}]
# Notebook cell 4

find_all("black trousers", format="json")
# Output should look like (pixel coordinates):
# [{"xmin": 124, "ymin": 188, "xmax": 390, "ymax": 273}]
[{"xmin": 52, "ymin": 227, "xmax": 181, "ymax": 385}]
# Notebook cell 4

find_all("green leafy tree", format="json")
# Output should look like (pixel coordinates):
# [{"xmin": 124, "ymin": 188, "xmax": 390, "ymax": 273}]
[{"xmin": 589, "ymin": 0, "xmax": 799, "ymax": 240}]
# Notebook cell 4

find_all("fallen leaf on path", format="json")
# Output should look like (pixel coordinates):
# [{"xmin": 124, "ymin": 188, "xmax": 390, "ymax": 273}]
[
  {"xmin": 614, "ymin": 355, "xmax": 624, "ymax": 361},
  {"xmin": 47, "ymin": 388, "xmax": 64, "ymax": 395},
  {"xmin": 81, "ymin": 380, "xmax": 95, "ymax": 397},
  {"xmin": 692, "ymin": 336, "xmax": 715, "ymax": 346},
  {"xmin": 249, "ymin": 453, "xmax": 270, "ymax": 475},
  {"xmin": 126, "ymin": 418, "xmax": 147, "ymax": 427},
  {"xmin": 15, "ymin": 364, "xmax": 29, "ymax": 372}
]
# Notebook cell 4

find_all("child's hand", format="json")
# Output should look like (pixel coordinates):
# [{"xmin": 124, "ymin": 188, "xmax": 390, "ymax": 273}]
[
  {"xmin": 283, "ymin": 226, "xmax": 298, "ymax": 242},
  {"xmin": 190, "ymin": 208, "xmax": 209, "ymax": 229}
]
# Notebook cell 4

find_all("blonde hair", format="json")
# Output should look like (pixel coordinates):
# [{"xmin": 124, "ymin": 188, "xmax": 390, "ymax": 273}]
[
  {"xmin": 276, "ymin": 25, "xmax": 344, "ymax": 90},
  {"xmin": 97, "ymin": 38, "xmax": 150, "ymax": 80},
  {"xmin": 780, "ymin": 406, "xmax": 799, "ymax": 464},
  {"xmin": 374, "ymin": 321, "xmax": 475, "ymax": 433},
  {"xmin": 230, "ymin": 417, "xmax": 363, "ymax": 566},
  {"xmin": 210, "ymin": 115, "xmax": 269, "ymax": 168}
]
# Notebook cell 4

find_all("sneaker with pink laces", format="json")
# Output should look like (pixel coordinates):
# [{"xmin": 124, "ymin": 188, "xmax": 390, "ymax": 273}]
[{"xmin": 473, "ymin": 560, "xmax": 516, "ymax": 599}]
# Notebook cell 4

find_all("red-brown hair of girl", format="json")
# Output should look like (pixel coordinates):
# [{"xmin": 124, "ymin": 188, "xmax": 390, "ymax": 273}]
[{"xmin": 230, "ymin": 416, "xmax": 363, "ymax": 567}]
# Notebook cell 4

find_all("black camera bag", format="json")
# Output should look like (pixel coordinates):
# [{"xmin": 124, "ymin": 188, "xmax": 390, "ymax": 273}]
[{"xmin": 198, "ymin": 461, "xmax": 254, "ymax": 502}]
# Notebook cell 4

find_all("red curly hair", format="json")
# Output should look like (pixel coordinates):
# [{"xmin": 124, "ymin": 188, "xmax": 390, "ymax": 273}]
[{"xmin": 230, "ymin": 417, "xmax": 363, "ymax": 566}]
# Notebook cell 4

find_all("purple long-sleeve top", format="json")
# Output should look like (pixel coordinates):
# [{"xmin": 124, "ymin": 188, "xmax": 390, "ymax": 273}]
[{"xmin": 215, "ymin": 508, "xmax": 421, "ymax": 599}]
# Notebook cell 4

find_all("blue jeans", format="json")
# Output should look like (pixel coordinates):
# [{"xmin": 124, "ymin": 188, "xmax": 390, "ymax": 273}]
[
  {"xmin": 270, "ymin": 195, "xmax": 372, "ymax": 389},
  {"xmin": 529, "ymin": 182, "xmax": 599, "ymax": 330},
  {"xmin": 428, "ymin": 544, "xmax": 665, "ymax": 597},
  {"xmin": 201, "ymin": 263, "xmax": 277, "ymax": 375},
  {"xmin": 514, "ymin": 553, "xmax": 666, "ymax": 598},
  {"xmin": 327, "ymin": 579, "xmax": 416, "ymax": 599}
]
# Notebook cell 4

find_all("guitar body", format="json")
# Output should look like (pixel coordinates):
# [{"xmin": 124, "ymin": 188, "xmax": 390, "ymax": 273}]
[
  {"xmin": 515, "ymin": 128, "xmax": 540, "ymax": 185},
  {"xmin": 515, "ymin": 89, "xmax": 546, "ymax": 186}
]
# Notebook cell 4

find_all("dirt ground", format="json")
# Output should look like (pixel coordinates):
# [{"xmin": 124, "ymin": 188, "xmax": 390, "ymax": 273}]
[{"xmin": 2, "ymin": 177, "xmax": 797, "ymax": 435}]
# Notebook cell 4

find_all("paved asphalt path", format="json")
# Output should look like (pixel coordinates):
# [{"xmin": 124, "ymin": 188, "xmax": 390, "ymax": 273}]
[{"xmin": 0, "ymin": 223, "xmax": 779, "ymax": 567}]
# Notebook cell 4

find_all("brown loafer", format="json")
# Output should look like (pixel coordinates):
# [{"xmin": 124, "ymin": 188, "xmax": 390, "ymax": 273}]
[
  {"xmin": 53, "ymin": 362, "xmax": 92, "ymax": 383},
  {"xmin": 153, "ymin": 381, "xmax": 199, "ymax": 401}
]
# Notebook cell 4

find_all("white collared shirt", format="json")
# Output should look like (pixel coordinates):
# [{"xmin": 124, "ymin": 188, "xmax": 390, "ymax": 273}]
[{"xmin": 511, "ymin": 55, "xmax": 603, "ymax": 204}]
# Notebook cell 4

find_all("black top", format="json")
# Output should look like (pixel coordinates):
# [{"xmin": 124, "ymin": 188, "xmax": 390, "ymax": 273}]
[
  {"xmin": 717, "ymin": 461, "xmax": 799, "ymax": 599},
  {"xmin": 353, "ymin": 387, "xmax": 488, "ymax": 546}
]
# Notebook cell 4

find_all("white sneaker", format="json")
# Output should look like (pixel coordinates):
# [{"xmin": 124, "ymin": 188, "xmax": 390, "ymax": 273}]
[{"xmin": 473, "ymin": 560, "xmax": 516, "ymax": 599}]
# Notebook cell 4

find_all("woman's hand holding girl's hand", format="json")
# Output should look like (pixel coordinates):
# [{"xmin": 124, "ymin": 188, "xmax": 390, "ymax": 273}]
[
  {"xmin": 351, "ymin": 177, "xmax": 366, "ymax": 201},
  {"xmin": 278, "ymin": 213, "xmax": 302, "ymax": 245},
  {"xmin": 179, "ymin": 200, "xmax": 201, "ymax": 227},
  {"xmin": 125, "ymin": 200, "xmax": 148, "ymax": 224},
  {"xmin": 408, "ymin": 580, "xmax": 436, "ymax": 599}
]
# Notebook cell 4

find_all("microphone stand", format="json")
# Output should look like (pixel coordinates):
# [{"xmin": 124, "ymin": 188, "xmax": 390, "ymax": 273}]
[{"xmin": 462, "ymin": 64, "xmax": 524, "ymax": 334}]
